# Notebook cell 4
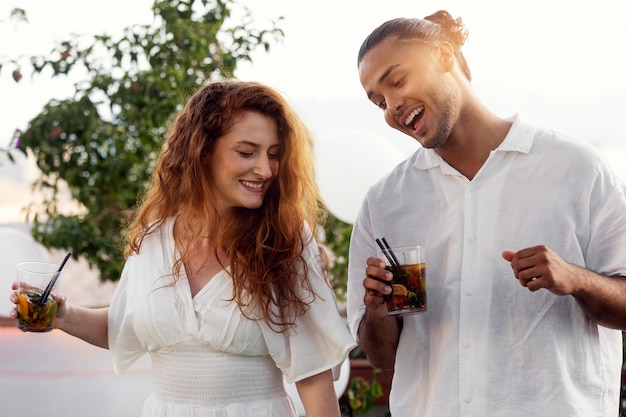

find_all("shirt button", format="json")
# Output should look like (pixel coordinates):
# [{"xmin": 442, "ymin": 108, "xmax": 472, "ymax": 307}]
[
  {"xmin": 464, "ymin": 396, "xmax": 472, "ymax": 403},
  {"xmin": 465, "ymin": 289, "xmax": 472, "ymax": 296},
  {"xmin": 464, "ymin": 341, "xmax": 471, "ymax": 348}
]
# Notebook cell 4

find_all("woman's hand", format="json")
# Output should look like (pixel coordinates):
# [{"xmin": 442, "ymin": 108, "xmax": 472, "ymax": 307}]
[{"xmin": 9, "ymin": 280, "xmax": 68, "ymax": 321}]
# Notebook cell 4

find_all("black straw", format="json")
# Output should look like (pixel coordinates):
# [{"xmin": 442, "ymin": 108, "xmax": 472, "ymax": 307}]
[
  {"xmin": 376, "ymin": 238, "xmax": 398, "ymax": 267},
  {"xmin": 381, "ymin": 238, "xmax": 401, "ymax": 266},
  {"xmin": 37, "ymin": 252, "xmax": 71, "ymax": 306}
]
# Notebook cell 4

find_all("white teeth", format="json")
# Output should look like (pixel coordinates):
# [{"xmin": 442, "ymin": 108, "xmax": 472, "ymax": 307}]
[
  {"xmin": 404, "ymin": 106, "xmax": 424, "ymax": 126},
  {"xmin": 241, "ymin": 180, "xmax": 262, "ymax": 189}
]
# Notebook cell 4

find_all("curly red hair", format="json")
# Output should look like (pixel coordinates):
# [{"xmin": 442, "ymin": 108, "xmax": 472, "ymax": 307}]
[{"xmin": 125, "ymin": 79, "xmax": 327, "ymax": 331}]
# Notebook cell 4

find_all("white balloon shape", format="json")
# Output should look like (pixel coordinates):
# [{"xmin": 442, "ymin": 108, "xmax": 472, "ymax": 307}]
[
  {"xmin": 315, "ymin": 129, "xmax": 409, "ymax": 224},
  {"xmin": 0, "ymin": 227, "xmax": 49, "ymax": 318}
]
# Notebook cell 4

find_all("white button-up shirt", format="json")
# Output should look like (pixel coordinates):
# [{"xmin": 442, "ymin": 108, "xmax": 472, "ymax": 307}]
[{"xmin": 347, "ymin": 115, "xmax": 626, "ymax": 417}]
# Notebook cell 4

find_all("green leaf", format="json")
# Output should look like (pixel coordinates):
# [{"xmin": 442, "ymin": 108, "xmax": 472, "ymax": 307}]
[{"xmin": 11, "ymin": 69, "xmax": 22, "ymax": 82}]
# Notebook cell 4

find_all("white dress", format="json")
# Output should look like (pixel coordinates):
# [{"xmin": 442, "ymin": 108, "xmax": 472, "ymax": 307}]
[{"xmin": 108, "ymin": 218, "xmax": 356, "ymax": 417}]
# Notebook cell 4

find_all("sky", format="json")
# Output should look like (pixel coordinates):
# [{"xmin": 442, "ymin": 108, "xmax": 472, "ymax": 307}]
[{"xmin": 1, "ymin": 0, "xmax": 625, "ymax": 222}]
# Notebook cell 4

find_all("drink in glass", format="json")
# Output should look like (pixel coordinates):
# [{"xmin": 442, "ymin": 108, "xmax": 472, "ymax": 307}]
[
  {"xmin": 378, "ymin": 245, "xmax": 426, "ymax": 316},
  {"xmin": 15, "ymin": 261, "xmax": 61, "ymax": 332}
]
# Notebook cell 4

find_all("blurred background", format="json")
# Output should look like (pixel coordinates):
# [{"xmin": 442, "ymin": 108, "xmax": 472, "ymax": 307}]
[{"xmin": 0, "ymin": 1, "xmax": 624, "ymax": 416}]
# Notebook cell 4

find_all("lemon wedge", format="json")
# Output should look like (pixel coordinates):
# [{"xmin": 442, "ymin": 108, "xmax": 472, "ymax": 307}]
[{"xmin": 391, "ymin": 284, "xmax": 408, "ymax": 296}]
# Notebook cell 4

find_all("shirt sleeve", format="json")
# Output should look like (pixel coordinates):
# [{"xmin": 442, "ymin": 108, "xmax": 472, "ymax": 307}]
[
  {"xmin": 107, "ymin": 254, "xmax": 147, "ymax": 374},
  {"xmin": 346, "ymin": 197, "xmax": 376, "ymax": 342},
  {"xmin": 585, "ymin": 160, "xmax": 626, "ymax": 276},
  {"xmin": 260, "ymin": 236, "xmax": 356, "ymax": 384}
]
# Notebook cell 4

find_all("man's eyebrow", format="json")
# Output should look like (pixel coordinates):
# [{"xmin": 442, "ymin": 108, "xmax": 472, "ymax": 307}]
[{"xmin": 366, "ymin": 64, "xmax": 401, "ymax": 100}]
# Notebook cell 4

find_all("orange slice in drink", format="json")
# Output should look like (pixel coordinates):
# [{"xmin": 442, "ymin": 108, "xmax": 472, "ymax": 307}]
[
  {"xmin": 17, "ymin": 293, "xmax": 30, "ymax": 318},
  {"xmin": 391, "ymin": 284, "xmax": 408, "ymax": 296}
]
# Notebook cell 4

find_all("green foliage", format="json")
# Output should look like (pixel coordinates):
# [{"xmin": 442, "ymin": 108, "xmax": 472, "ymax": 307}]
[
  {"xmin": 321, "ymin": 212, "xmax": 353, "ymax": 301},
  {"xmin": 0, "ymin": 129, "xmax": 21, "ymax": 163},
  {"xmin": 1, "ymin": 0, "xmax": 283, "ymax": 281},
  {"xmin": 347, "ymin": 368, "xmax": 383, "ymax": 415}
]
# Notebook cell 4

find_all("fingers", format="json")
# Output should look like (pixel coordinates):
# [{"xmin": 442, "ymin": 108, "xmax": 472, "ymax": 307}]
[
  {"xmin": 503, "ymin": 245, "xmax": 563, "ymax": 292},
  {"xmin": 501, "ymin": 250, "xmax": 515, "ymax": 262},
  {"xmin": 362, "ymin": 256, "xmax": 393, "ymax": 318},
  {"xmin": 8, "ymin": 291, "xmax": 17, "ymax": 318},
  {"xmin": 502, "ymin": 246, "xmax": 545, "ymax": 288},
  {"xmin": 364, "ymin": 256, "xmax": 392, "ymax": 296},
  {"xmin": 515, "ymin": 272, "xmax": 543, "ymax": 292},
  {"xmin": 515, "ymin": 263, "xmax": 543, "ymax": 287},
  {"xmin": 56, "ymin": 295, "xmax": 67, "ymax": 308}
]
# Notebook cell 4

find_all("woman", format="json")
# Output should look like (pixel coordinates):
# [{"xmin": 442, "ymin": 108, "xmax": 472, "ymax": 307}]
[{"xmin": 11, "ymin": 79, "xmax": 356, "ymax": 416}]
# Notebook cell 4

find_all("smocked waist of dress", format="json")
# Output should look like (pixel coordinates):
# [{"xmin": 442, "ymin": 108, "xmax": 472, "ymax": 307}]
[{"xmin": 149, "ymin": 339, "xmax": 287, "ymax": 408}]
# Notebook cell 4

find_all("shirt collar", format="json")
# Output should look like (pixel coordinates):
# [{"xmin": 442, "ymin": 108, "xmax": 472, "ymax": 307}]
[
  {"xmin": 495, "ymin": 113, "xmax": 536, "ymax": 154},
  {"xmin": 414, "ymin": 113, "xmax": 536, "ymax": 171}
]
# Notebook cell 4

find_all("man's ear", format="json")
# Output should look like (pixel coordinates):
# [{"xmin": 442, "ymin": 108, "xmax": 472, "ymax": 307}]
[{"xmin": 437, "ymin": 42, "xmax": 455, "ymax": 72}]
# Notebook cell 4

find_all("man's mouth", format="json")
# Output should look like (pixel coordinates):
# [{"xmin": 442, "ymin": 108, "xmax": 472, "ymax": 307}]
[{"xmin": 403, "ymin": 106, "xmax": 424, "ymax": 127}]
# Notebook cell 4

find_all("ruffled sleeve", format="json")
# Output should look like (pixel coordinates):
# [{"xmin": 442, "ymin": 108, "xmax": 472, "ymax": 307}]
[
  {"xmin": 108, "ymin": 255, "xmax": 146, "ymax": 374},
  {"xmin": 260, "ymin": 235, "xmax": 356, "ymax": 384},
  {"xmin": 108, "ymin": 218, "xmax": 186, "ymax": 373}
]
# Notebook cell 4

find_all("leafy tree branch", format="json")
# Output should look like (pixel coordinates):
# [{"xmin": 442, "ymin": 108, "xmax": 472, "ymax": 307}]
[{"xmin": 0, "ymin": 0, "xmax": 284, "ymax": 281}]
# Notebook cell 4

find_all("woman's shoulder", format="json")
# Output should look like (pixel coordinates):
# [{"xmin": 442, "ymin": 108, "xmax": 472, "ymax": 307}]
[{"xmin": 134, "ymin": 217, "xmax": 176, "ymax": 256}]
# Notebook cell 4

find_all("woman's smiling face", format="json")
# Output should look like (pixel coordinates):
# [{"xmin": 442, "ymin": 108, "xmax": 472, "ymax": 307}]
[{"xmin": 209, "ymin": 111, "xmax": 280, "ymax": 215}]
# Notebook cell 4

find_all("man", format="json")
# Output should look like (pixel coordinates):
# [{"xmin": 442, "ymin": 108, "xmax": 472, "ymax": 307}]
[{"xmin": 347, "ymin": 10, "xmax": 626, "ymax": 416}]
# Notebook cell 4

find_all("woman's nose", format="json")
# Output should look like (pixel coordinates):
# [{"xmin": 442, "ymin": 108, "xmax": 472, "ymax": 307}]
[{"xmin": 253, "ymin": 156, "xmax": 273, "ymax": 178}]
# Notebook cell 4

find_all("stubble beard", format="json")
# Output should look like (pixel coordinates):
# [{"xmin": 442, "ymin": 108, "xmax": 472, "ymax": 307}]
[
  {"xmin": 421, "ymin": 108, "xmax": 455, "ymax": 150},
  {"xmin": 424, "ymin": 85, "xmax": 459, "ymax": 150}
]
